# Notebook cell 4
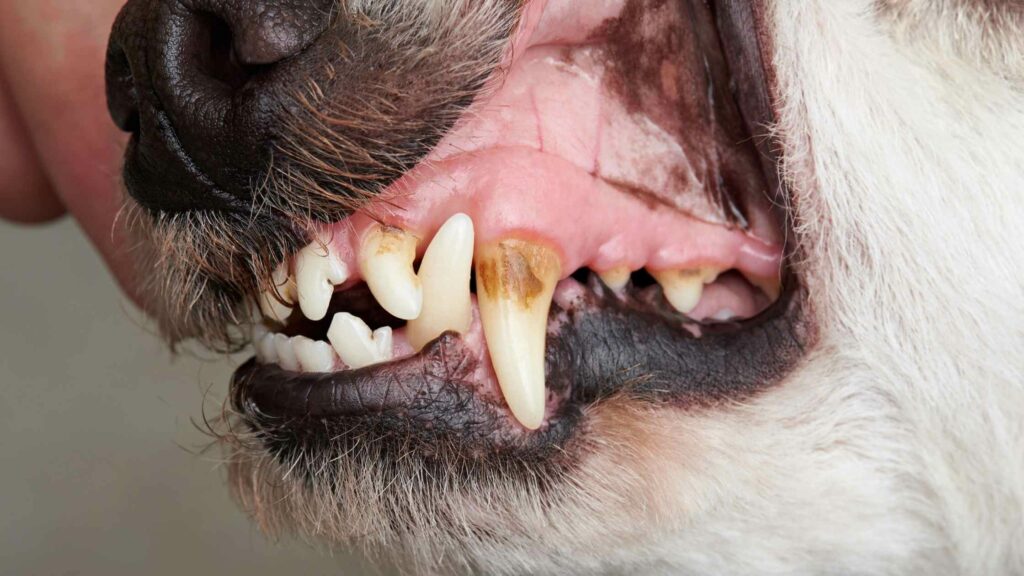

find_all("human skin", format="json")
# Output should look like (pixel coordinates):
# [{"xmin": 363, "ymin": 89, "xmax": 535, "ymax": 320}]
[{"xmin": 0, "ymin": 0, "xmax": 140, "ymax": 304}]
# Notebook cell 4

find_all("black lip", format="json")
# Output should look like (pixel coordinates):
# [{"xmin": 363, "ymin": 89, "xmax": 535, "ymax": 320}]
[{"xmin": 231, "ymin": 274, "xmax": 811, "ymax": 457}]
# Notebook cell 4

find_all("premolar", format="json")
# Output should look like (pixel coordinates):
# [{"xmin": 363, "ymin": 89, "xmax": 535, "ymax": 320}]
[
  {"xmin": 476, "ymin": 239, "xmax": 562, "ymax": 430},
  {"xmin": 652, "ymin": 268, "xmax": 720, "ymax": 314},
  {"xmin": 407, "ymin": 213, "xmax": 475, "ymax": 351},
  {"xmin": 293, "ymin": 336, "xmax": 337, "ymax": 372},
  {"xmin": 359, "ymin": 224, "xmax": 423, "ymax": 320}
]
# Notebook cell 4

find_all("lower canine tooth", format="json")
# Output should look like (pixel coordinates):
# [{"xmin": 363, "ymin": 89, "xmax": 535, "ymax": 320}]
[
  {"xmin": 293, "ymin": 336, "xmax": 337, "ymax": 372},
  {"xmin": 359, "ymin": 224, "xmax": 422, "ymax": 320},
  {"xmin": 259, "ymin": 263, "xmax": 296, "ymax": 322},
  {"xmin": 273, "ymin": 333, "xmax": 300, "ymax": 372},
  {"xmin": 295, "ymin": 233, "xmax": 349, "ymax": 321},
  {"xmin": 652, "ymin": 268, "xmax": 719, "ymax": 314},
  {"xmin": 407, "ymin": 213, "xmax": 475, "ymax": 350},
  {"xmin": 327, "ymin": 312, "xmax": 393, "ymax": 369},
  {"xmin": 476, "ymin": 239, "xmax": 561, "ymax": 430}
]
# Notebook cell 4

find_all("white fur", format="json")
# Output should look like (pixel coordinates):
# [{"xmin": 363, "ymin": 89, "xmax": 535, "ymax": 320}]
[{"xmin": 634, "ymin": 0, "xmax": 1024, "ymax": 573}]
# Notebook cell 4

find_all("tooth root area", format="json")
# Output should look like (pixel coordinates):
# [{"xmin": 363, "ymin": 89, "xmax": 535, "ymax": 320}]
[
  {"xmin": 407, "ymin": 213, "xmax": 475, "ymax": 351},
  {"xmin": 327, "ymin": 312, "xmax": 394, "ymax": 370},
  {"xmin": 259, "ymin": 262, "xmax": 296, "ymax": 322},
  {"xmin": 652, "ymin": 268, "xmax": 719, "ymax": 314},
  {"xmin": 295, "ymin": 234, "xmax": 349, "ymax": 322},
  {"xmin": 359, "ymin": 224, "xmax": 423, "ymax": 321},
  {"xmin": 476, "ymin": 240, "xmax": 562, "ymax": 431}
]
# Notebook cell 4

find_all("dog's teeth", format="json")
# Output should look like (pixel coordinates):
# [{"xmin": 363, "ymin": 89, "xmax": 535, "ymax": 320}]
[
  {"xmin": 598, "ymin": 266, "xmax": 631, "ymax": 291},
  {"xmin": 359, "ymin": 224, "xmax": 422, "ymax": 320},
  {"xmin": 259, "ymin": 262, "xmax": 296, "ymax": 322},
  {"xmin": 256, "ymin": 333, "xmax": 278, "ymax": 364},
  {"xmin": 651, "ymin": 268, "xmax": 719, "ymax": 314},
  {"xmin": 476, "ymin": 239, "xmax": 561, "ymax": 430},
  {"xmin": 293, "ymin": 336, "xmax": 337, "ymax": 373},
  {"xmin": 295, "ymin": 234, "xmax": 349, "ymax": 321},
  {"xmin": 273, "ymin": 333, "xmax": 300, "ymax": 372},
  {"xmin": 327, "ymin": 312, "xmax": 394, "ymax": 369},
  {"xmin": 407, "ymin": 213, "xmax": 475, "ymax": 351}
]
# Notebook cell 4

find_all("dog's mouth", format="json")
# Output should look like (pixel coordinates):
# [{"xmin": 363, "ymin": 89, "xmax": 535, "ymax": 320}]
[{"xmin": 221, "ymin": 0, "xmax": 811, "ymax": 458}]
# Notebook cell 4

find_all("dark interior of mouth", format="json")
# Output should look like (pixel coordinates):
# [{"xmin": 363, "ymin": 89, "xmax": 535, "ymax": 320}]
[{"xmin": 230, "ymin": 0, "xmax": 813, "ymax": 461}]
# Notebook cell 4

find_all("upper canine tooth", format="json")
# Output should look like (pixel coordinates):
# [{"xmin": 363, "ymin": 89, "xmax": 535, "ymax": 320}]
[
  {"xmin": 295, "ymin": 234, "xmax": 349, "ymax": 321},
  {"xmin": 359, "ymin": 224, "xmax": 423, "ymax": 320},
  {"xmin": 259, "ymin": 262, "xmax": 296, "ymax": 322},
  {"xmin": 293, "ymin": 336, "xmax": 337, "ymax": 373},
  {"xmin": 327, "ymin": 312, "xmax": 394, "ymax": 369},
  {"xmin": 651, "ymin": 268, "xmax": 719, "ymax": 314},
  {"xmin": 476, "ymin": 239, "xmax": 561, "ymax": 430},
  {"xmin": 407, "ymin": 213, "xmax": 475, "ymax": 351}
]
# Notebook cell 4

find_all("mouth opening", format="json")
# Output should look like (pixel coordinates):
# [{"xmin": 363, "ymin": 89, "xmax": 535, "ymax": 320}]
[{"xmin": 227, "ymin": 0, "xmax": 810, "ymax": 459}]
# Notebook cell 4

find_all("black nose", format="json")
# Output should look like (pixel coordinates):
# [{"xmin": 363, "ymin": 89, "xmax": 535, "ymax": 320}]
[{"xmin": 106, "ymin": 0, "xmax": 334, "ymax": 212}]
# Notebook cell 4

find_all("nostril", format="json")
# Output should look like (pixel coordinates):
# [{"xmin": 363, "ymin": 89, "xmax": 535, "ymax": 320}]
[
  {"xmin": 105, "ymin": 42, "xmax": 140, "ymax": 134},
  {"xmin": 196, "ymin": 13, "xmax": 265, "ymax": 92}
]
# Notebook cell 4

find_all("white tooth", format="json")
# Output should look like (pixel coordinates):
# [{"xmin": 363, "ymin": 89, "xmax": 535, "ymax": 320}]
[
  {"xmin": 259, "ymin": 263, "xmax": 296, "ymax": 322},
  {"xmin": 598, "ymin": 266, "xmax": 631, "ymax": 291},
  {"xmin": 327, "ymin": 312, "xmax": 392, "ymax": 369},
  {"xmin": 295, "ymin": 234, "xmax": 349, "ymax": 321},
  {"xmin": 273, "ymin": 333, "xmax": 300, "ymax": 372},
  {"xmin": 372, "ymin": 326, "xmax": 394, "ymax": 360},
  {"xmin": 407, "ymin": 213, "xmax": 475, "ymax": 350},
  {"xmin": 476, "ymin": 239, "xmax": 561, "ymax": 430},
  {"xmin": 359, "ymin": 224, "xmax": 422, "ymax": 320},
  {"xmin": 293, "ymin": 336, "xmax": 337, "ymax": 373},
  {"xmin": 256, "ymin": 333, "xmax": 278, "ymax": 364},
  {"xmin": 651, "ymin": 268, "xmax": 719, "ymax": 314}
]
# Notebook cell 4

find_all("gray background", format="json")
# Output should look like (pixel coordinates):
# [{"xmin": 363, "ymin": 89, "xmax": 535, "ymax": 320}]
[{"xmin": 0, "ymin": 219, "xmax": 378, "ymax": 575}]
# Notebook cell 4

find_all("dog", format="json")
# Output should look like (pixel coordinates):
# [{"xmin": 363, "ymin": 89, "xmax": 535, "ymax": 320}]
[{"xmin": 96, "ymin": 0, "xmax": 1024, "ymax": 573}]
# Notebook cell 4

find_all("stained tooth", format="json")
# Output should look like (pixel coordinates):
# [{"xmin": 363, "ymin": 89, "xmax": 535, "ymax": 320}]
[
  {"xmin": 598, "ymin": 266, "xmax": 631, "ymax": 291},
  {"xmin": 259, "ymin": 263, "xmax": 296, "ymax": 322},
  {"xmin": 256, "ymin": 333, "xmax": 278, "ymax": 364},
  {"xmin": 476, "ymin": 239, "xmax": 561, "ymax": 430},
  {"xmin": 327, "ymin": 312, "xmax": 393, "ymax": 369},
  {"xmin": 295, "ymin": 234, "xmax": 349, "ymax": 321},
  {"xmin": 407, "ymin": 213, "xmax": 475, "ymax": 350},
  {"xmin": 651, "ymin": 268, "xmax": 719, "ymax": 314},
  {"xmin": 359, "ymin": 224, "xmax": 422, "ymax": 320},
  {"xmin": 273, "ymin": 333, "xmax": 300, "ymax": 372},
  {"xmin": 293, "ymin": 336, "xmax": 337, "ymax": 373}
]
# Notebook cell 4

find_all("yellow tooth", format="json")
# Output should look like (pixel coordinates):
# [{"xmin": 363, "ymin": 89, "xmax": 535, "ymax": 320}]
[
  {"xmin": 476, "ymin": 239, "xmax": 561, "ymax": 430},
  {"xmin": 407, "ymin": 213, "xmax": 475, "ymax": 351},
  {"xmin": 259, "ymin": 262, "xmax": 296, "ymax": 322},
  {"xmin": 295, "ymin": 234, "xmax": 349, "ymax": 322},
  {"xmin": 651, "ymin": 268, "xmax": 720, "ymax": 314},
  {"xmin": 359, "ymin": 224, "xmax": 422, "ymax": 320},
  {"xmin": 598, "ymin": 266, "xmax": 631, "ymax": 291}
]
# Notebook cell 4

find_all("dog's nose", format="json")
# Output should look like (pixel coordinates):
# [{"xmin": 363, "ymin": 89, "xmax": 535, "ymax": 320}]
[{"xmin": 106, "ymin": 0, "xmax": 334, "ymax": 212}]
